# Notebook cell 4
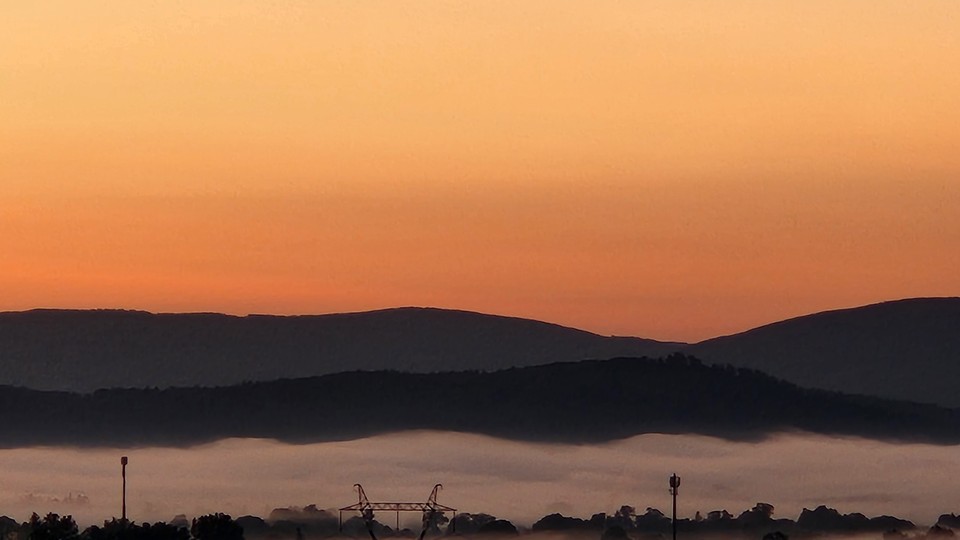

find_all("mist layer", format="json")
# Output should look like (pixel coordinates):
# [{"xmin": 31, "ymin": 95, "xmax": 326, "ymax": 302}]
[{"xmin": 1, "ymin": 432, "xmax": 957, "ymax": 528}]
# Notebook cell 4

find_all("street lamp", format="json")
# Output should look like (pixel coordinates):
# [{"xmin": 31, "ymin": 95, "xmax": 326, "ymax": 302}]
[
  {"xmin": 669, "ymin": 473, "xmax": 681, "ymax": 540},
  {"xmin": 121, "ymin": 456, "xmax": 129, "ymax": 523}
]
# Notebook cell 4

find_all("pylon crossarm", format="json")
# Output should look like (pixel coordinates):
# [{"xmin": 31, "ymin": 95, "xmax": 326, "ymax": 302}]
[
  {"xmin": 339, "ymin": 502, "xmax": 456, "ymax": 512},
  {"xmin": 339, "ymin": 481, "xmax": 457, "ymax": 534}
]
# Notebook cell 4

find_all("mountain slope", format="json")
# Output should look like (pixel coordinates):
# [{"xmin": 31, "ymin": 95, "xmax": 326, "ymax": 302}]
[
  {"xmin": 1, "ymin": 356, "xmax": 957, "ymax": 447},
  {"xmin": 687, "ymin": 298, "xmax": 960, "ymax": 407},
  {"xmin": 0, "ymin": 307, "xmax": 681, "ymax": 392}
]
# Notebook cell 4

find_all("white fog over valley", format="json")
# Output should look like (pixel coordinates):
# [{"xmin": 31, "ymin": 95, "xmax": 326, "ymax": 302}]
[{"xmin": 1, "ymin": 432, "xmax": 957, "ymax": 528}]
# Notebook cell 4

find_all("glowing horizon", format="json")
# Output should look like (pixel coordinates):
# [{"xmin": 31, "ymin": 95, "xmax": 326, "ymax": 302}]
[{"xmin": 2, "ymin": 1, "xmax": 958, "ymax": 342}]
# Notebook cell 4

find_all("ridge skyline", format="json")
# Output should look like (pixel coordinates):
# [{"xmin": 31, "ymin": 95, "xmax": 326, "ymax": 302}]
[
  {"xmin": 2, "ymin": 296, "xmax": 957, "ymax": 405},
  {"xmin": 4, "ymin": 295, "xmax": 957, "ymax": 344}
]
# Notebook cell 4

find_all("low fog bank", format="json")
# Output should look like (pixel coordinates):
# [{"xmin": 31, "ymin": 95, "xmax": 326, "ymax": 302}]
[{"xmin": 1, "ymin": 432, "xmax": 959, "ymax": 528}]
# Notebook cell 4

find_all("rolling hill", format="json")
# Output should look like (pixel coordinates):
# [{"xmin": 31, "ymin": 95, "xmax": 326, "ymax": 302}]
[
  {"xmin": 687, "ymin": 298, "xmax": 960, "ymax": 408},
  {"xmin": 0, "ymin": 307, "xmax": 680, "ymax": 392},
  {"xmin": 2, "ymin": 298, "xmax": 958, "ymax": 408},
  {"xmin": 2, "ymin": 356, "xmax": 958, "ymax": 447}
]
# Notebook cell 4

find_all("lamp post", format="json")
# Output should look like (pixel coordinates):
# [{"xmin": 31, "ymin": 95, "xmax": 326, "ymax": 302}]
[
  {"xmin": 121, "ymin": 456, "xmax": 129, "ymax": 524},
  {"xmin": 669, "ymin": 473, "xmax": 681, "ymax": 540}
]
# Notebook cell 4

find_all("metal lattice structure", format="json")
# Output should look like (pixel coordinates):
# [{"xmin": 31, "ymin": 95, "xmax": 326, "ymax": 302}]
[{"xmin": 339, "ymin": 484, "xmax": 457, "ymax": 538}]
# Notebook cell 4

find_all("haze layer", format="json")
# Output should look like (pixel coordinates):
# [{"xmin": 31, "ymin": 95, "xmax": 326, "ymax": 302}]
[{"xmin": 3, "ymin": 432, "xmax": 958, "ymax": 528}]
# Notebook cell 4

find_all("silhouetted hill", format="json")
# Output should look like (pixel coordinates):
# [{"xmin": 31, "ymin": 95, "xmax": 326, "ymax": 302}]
[
  {"xmin": 687, "ymin": 298, "xmax": 960, "ymax": 407},
  {"xmin": 0, "ymin": 308, "xmax": 680, "ymax": 392},
  {"xmin": 5, "ymin": 299, "xmax": 960, "ymax": 406},
  {"xmin": 1, "ymin": 355, "xmax": 957, "ymax": 448}
]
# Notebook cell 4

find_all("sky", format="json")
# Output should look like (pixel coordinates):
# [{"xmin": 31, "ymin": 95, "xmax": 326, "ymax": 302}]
[
  {"xmin": 3, "ymin": 432, "xmax": 959, "ymax": 527},
  {"xmin": 2, "ymin": 1, "xmax": 958, "ymax": 342}
]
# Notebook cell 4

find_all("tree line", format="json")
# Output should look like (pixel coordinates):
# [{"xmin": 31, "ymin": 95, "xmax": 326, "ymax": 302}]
[
  {"xmin": 4, "ymin": 504, "xmax": 960, "ymax": 540},
  {"xmin": 0, "ymin": 513, "xmax": 241, "ymax": 540},
  {"xmin": 2, "ymin": 355, "xmax": 958, "ymax": 447}
]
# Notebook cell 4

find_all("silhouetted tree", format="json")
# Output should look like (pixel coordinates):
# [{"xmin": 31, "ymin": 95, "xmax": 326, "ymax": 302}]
[
  {"xmin": 137, "ymin": 522, "xmax": 189, "ymax": 540},
  {"xmin": 1, "ymin": 516, "xmax": 19, "ymax": 540},
  {"xmin": 706, "ymin": 510, "xmax": 733, "ymax": 522},
  {"xmin": 476, "ymin": 520, "xmax": 517, "ymax": 536},
  {"xmin": 610, "ymin": 506, "xmax": 637, "ymax": 530},
  {"xmin": 420, "ymin": 511, "xmax": 449, "ymax": 536},
  {"xmin": 531, "ymin": 514, "xmax": 590, "ymax": 531},
  {"xmin": 1, "ymin": 517, "xmax": 17, "ymax": 531},
  {"xmin": 340, "ymin": 517, "xmax": 391, "ymax": 538},
  {"xmin": 928, "ymin": 525, "xmax": 956, "ymax": 538},
  {"xmin": 739, "ymin": 503, "xmax": 776, "ymax": 527},
  {"xmin": 588, "ymin": 514, "xmax": 607, "ymax": 530},
  {"xmin": 600, "ymin": 526, "xmax": 629, "ymax": 540},
  {"xmin": 231, "ymin": 518, "xmax": 268, "ymax": 540},
  {"xmin": 940, "ymin": 515, "xmax": 960, "ymax": 530},
  {"xmin": 190, "ymin": 515, "xmax": 242, "ymax": 540},
  {"xmin": 752, "ymin": 503, "xmax": 775, "ymax": 519},
  {"xmin": 634, "ymin": 508, "xmax": 669, "ymax": 532},
  {"xmin": 83, "ymin": 520, "xmax": 188, "ymax": 540},
  {"xmin": 25, "ymin": 513, "xmax": 79, "ymax": 540},
  {"xmin": 447, "ymin": 514, "xmax": 496, "ymax": 535}
]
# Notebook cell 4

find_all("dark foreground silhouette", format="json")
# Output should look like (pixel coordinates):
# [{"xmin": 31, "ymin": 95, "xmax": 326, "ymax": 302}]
[
  {"xmin": 5, "ymin": 504, "xmax": 960, "ymax": 540},
  {"xmin": 1, "ymin": 355, "xmax": 958, "ymax": 447}
]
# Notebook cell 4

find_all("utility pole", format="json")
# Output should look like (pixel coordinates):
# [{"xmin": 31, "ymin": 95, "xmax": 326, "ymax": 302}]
[
  {"xmin": 669, "ymin": 473, "xmax": 681, "ymax": 540},
  {"xmin": 121, "ymin": 456, "xmax": 129, "ymax": 524}
]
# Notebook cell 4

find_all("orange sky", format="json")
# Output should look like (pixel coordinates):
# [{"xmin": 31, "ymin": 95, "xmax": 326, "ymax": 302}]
[{"xmin": 1, "ymin": 1, "xmax": 958, "ymax": 342}]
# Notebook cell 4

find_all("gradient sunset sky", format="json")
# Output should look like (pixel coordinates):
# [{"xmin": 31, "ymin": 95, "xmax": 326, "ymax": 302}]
[{"xmin": 2, "ymin": 1, "xmax": 958, "ymax": 342}]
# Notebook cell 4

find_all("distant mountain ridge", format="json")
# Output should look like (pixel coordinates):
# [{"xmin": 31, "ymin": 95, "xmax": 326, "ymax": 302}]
[
  {"xmin": 0, "ymin": 307, "xmax": 679, "ymax": 392},
  {"xmin": 687, "ymin": 298, "xmax": 960, "ymax": 408},
  {"xmin": 1, "ymin": 298, "xmax": 958, "ymax": 407},
  {"xmin": 2, "ymin": 355, "xmax": 958, "ymax": 448}
]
